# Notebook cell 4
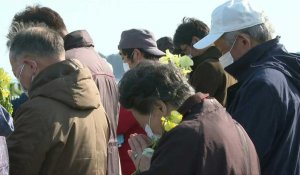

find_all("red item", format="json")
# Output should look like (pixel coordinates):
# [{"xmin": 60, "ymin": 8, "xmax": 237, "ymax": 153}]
[{"xmin": 117, "ymin": 107, "xmax": 146, "ymax": 175}]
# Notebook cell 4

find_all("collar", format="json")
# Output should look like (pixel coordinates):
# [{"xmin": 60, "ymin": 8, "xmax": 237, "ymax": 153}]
[
  {"xmin": 191, "ymin": 46, "xmax": 221, "ymax": 71},
  {"xmin": 177, "ymin": 93, "xmax": 209, "ymax": 116},
  {"xmin": 64, "ymin": 30, "xmax": 94, "ymax": 50},
  {"xmin": 225, "ymin": 36, "xmax": 280, "ymax": 81}
]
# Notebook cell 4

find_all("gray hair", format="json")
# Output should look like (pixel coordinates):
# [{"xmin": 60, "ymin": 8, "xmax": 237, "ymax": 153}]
[
  {"xmin": 119, "ymin": 60, "xmax": 195, "ymax": 115},
  {"xmin": 9, "ymin": 22, "xmax": 65, "ymax": 60},
  {"xmin": 223, "ymin": 16, "xmax": 275, "ymax": 46}
]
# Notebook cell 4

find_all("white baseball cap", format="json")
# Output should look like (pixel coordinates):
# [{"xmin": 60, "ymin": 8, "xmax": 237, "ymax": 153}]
[{"xmin": 194, "ymin": 0, "xmax": 265, "ymax": 49}]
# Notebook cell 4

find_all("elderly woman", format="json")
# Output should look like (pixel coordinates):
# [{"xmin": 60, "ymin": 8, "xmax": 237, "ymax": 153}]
[{"xmin": 119, "ymin": 61, "xmax": 260, "ymax": 175}]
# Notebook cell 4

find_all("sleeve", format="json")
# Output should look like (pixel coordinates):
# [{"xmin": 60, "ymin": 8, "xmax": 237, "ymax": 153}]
[
  {"xmin": 229, "ymin": 77, "xmax": 284, "ymax": 161},
  {"xmin": 140, "ymin": 125, "xmax": 202, "ymax": 175},
  {"xmin": 190, "ymin": 61, "xmax": 223, "ymax": 96},
  {"xmin": 7, "ymin": 105, "xmax": 50, "ymax": 175}
]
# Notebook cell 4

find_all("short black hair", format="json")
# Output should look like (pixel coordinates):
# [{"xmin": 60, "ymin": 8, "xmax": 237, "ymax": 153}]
[
  {"xmin": 173, "ymin": 17, "xmax": 209, "ymax": 48},
  {"xmin": 119, "ymin": 61, "xmax": 194, "ymax": 115},
  {"xmin": 11, "ymin": 5, "xmax": 67, "ymax": 36},
  {"xmin": 157, "ymin": 37, "xmax": 174, "ymax": 53}
]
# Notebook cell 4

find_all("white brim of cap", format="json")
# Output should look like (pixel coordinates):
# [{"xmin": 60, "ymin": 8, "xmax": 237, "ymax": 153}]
[{"xmin": 193, "ymin": 32, "xmax": 224, "ymax": 49}]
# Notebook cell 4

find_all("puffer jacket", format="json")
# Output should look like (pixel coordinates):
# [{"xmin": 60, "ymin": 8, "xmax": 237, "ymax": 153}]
[{"xmin": 7, "ymin": 59, "xmax": 109, "ymax": 175}]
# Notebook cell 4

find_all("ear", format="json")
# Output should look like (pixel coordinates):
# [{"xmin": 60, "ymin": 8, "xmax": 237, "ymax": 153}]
[
  {"xmin": 24, "ymin": 59, "xmax": 38, "ymax": 74},
  {"xmin": 133, "ymin": 49, "xmax": 143, "ymax": 62},
  {"xmin": 153, "ymin": 100, "xmax": 168, "ymax": 117},
  {"xmin": 191, "ymin": 36, "xmax": 200, "ymax": 45},
  {"xmin": 239, "ymin": 34, "xmax": 252, "ymax": 49}
]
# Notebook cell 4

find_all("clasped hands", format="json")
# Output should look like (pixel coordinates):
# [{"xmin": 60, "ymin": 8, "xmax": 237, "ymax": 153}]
[{"xmin": 128, "ymin": 133, "xmax": 153, "ymax": 172}]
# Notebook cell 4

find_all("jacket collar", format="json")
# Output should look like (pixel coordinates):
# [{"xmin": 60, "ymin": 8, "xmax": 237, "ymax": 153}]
[
  {"xmin": 191, "ymin": 46, "xmax": 221, "ymax": 71},
  {"xmin": 225, "ymin": 36, "xmax": 280, "ymax": 81},
  {"xmin": 178, "ymin": 93, "xmax": 209, "ymax": 116},
  {"xmin": 64, "ymin": 30, "xmax": 94, "ymax": 50}
]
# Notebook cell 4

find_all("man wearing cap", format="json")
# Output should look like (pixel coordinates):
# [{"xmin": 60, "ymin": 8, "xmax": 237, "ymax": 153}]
[
  {"xmin": 194, "ymin": 0, "xmax": 300, "ymax": 174},
  {"xmin": 173, "ymin": 17, "xmax": 236, "ymax": 106},
  {"xmin": 117, "ymin": 29, "xmax": 165, "ymax": 175},
  {"xmin": 118, "ymin": 29, "xmax": 165, "ymax": 69}
]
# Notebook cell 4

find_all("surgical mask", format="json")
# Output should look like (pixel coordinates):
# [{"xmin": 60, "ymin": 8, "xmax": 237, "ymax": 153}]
[
  {"xmin": 219, "ymin": 37, "xmax": 238, "ymax": 68},
  {"xmin": 144, "ymin": 113, "xmax": 161, "ymax": 142},
  {"xmin": 123, "ymin": 63, "xmax": 130, "ymax": 72}
]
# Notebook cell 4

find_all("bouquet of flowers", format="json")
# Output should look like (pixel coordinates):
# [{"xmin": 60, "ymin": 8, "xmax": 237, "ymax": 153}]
[
  {"xmin": 159, "ymin": 50, "xmax": 193, "ymax": 76},
  {"xmin": 0, "ymin": 68, "xmax": 13, "ymax": 115}
]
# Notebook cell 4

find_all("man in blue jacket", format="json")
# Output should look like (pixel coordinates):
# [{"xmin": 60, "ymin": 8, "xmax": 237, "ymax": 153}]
[{"xmin": 194, "ymin": 0, "xmax": 300, "ymax": 174}]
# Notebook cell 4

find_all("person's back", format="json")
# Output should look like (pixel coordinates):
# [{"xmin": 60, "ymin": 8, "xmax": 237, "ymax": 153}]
[
  {"xmin": 7, "ymin": 25, "xmax": 109, "ymax": 175},
  {"xmin": 118, "ymin": 62, "xmax": 260, "ymax": 174},
  {"xmin": 9, "ymin": 6, "xmax": 120, "ymax": 174},
  {"xmin": 146, "ymin": 96, "xmax": 260, "ymax": 174},
  {"xmin": 64, "ymin": 30, "xmax": 119, "ymax": 128},
  {"xmin": 226, "ymin": 41, "xmax": 300, "ymax": 174},
  {"xmin": 193, "ymin": 0, "xmax": 300, "ymax": 174},
  {"xmin": 9, "ymin": 59, "xmax": 109, "ymax": 175}
]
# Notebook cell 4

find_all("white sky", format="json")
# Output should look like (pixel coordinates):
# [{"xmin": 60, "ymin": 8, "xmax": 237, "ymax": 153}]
[{"xmin": 0, "ymin": 0, "xmax": 299, "ymax": 78}]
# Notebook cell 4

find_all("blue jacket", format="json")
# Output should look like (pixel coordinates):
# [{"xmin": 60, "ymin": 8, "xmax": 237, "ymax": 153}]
[
  {"xmin": 0, "ymin": 105, "xmax": 14, "ymax": 137},
  {"xmin": 226, "ymin": 36, "xmax": 300, "ymax": 175}
]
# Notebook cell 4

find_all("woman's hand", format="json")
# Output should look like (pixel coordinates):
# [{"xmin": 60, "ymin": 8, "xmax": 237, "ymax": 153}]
[{"xmin": 128, "ymin": 134, "xmax": 152, "ymax": 172}]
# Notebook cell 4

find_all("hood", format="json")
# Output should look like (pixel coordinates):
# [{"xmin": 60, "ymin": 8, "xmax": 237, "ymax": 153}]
[
  {"xmin": 252, "ymin": 42, "xmax": 300, "ymax": 90},
  {"xmin": 64, "ymin": 30, "xmax": 94, "ymax": 50},
  {"xmin": 259, "ymin": 52, "xmax": 300, "ymax": 89},
  {"xmin": 29, "ymin": 59, "xmax": 100, "ymax": 110},
  {"xmin": 0, "ymin": 105, "xmax": 14, "ymax": 137}
]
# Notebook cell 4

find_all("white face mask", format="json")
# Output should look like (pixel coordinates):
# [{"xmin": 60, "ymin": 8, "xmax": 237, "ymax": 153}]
[
  {"xmin": 144, "ymin": 113, "xmax": 161, "ymax": 142},
  {"xmin": 123, "ymin": 62, "xmax": 130, "ymax": 72},
  {"xmin": 218, "ymin": 37, "xmax": 238, "ymax": 68}
]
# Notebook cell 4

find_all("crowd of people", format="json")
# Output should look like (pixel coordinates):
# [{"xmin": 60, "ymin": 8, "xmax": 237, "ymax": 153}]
[{"xmin": 1, "ymin": 0, "xmax": 300, "ymax": 175}]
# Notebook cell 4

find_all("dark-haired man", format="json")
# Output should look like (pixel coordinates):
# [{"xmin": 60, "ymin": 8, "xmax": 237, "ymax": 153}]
[
  {"xmin": 118, "ymin": 28, "xmax": 165, "ymax": 69},
  {"xmin": 173, "ymin": 17, "xmax": 236, "ymax": 106},
  {"xmin": 117, "ymin": 28, "xmax": 165, "ymax": 175}
]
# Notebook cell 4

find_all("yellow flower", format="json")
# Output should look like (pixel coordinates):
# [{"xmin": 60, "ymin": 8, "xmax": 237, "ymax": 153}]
[
  {"xmin": 159, "ymin": 50, "xmax": 194, "ymax": 76},
  {"xmin": 179, "ymin": 55, "xmax": 194, "ymax": 68},
  {"xmin": 0, "ymin": 68, "xmax": 13, "ymax": 115},
  {"xmin": 159, "ymin": 56, "xmax": 170, "ymax": 64},
  {"xmin": 2, "ymin": 89, "xmax": 10, "ymax": 98},
  {"xmin": 161, "ymin": 110, "xmax": 183, "ymax": 132}
]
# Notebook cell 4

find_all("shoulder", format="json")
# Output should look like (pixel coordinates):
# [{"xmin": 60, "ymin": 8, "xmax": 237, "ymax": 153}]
[
  {"xmin": 163, "ymin": 120, "xmax": 202, "ymax": 142},
  {"xmin": 246, "ymin": 67, "xmax": 288, "ymax": 94},
  {"xmin": 194, "ymin": 59, "xmax": 225, "ymax": 76}
]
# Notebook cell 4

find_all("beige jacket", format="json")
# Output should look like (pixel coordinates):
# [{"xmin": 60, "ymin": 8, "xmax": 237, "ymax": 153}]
[{"xmin": 7, "ymin": 59, "xmax": 109, "ymax": 175}]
